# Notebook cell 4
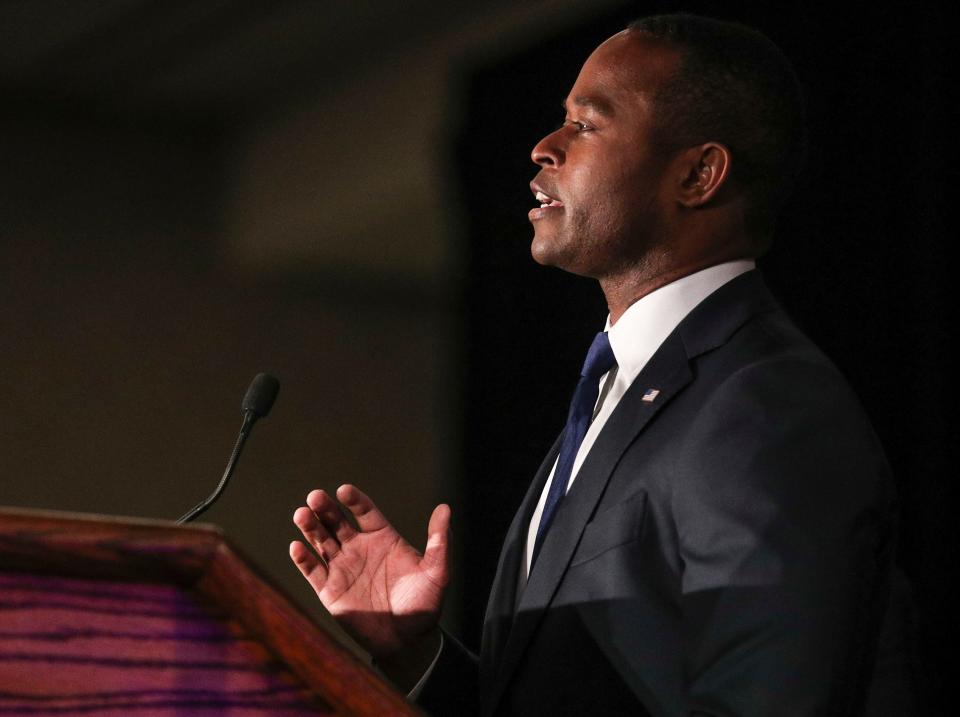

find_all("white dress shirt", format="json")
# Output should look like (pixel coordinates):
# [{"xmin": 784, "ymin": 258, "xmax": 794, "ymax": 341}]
[{"xmin": 523, "ymin": 260, "xmax": 756, "ymax": 576}]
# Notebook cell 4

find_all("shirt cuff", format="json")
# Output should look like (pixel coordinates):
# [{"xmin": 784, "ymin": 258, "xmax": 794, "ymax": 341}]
[{"xmin": 406, "ymin": 630, "xmax": 444, "ymax": 700}]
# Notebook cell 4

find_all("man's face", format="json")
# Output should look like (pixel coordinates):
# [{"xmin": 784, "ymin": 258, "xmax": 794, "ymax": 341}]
[{"xmin": 528, "ymin": 32, "xmax": 682, "ymax": 279}]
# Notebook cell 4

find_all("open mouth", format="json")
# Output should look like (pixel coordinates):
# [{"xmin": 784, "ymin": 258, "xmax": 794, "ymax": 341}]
[
  {"xmin": 528, "ymin": 182, "xmax": 564, "ymax": 222},
  {"xmin": 534, "ymin": 190, "xmax": 564, "ymax": 209}
]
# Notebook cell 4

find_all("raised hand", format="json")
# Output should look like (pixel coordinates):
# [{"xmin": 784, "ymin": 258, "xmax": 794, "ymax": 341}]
[{"xmin": 289, "ymin": 484, "xmax": 450, "ymax": 660}]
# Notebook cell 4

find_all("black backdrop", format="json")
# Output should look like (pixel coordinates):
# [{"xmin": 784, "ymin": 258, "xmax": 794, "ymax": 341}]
[{"xmin": 452, "ymin": 0, "xmax": 952, "ymax": 709}]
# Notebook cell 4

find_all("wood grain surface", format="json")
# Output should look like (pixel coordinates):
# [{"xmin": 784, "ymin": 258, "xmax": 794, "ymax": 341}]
[
  {"xmin": 0, "ymin": 507, "xmax": 418, "ymax": 716},
  {"xmin": 0, "ymin": 571, "xmax": 329, "ymax": 715}
]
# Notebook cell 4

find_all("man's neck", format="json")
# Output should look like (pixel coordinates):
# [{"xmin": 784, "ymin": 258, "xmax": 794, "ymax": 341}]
[{"xmin": 602, "ymin": 254, "xmax": 756, "ymax": 326}]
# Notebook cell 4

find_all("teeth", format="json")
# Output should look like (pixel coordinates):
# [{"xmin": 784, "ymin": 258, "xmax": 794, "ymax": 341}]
[
  {"xmin": 532, "ymin": 184, "xmax": 565, "ymax": 211},
  {"xmin": 535, "ymin": 190, "xmax": 563, "ymax": 208}
]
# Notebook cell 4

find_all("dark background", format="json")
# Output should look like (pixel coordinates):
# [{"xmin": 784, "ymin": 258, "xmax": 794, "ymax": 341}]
[{"xmin": 1, "ymin": 0, "xmax": 952, "ymax": 711}]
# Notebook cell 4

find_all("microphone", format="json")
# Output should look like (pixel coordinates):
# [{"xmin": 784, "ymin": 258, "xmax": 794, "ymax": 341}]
[{"xmin": 177, "ymin": 373, "xmax": 280, "ymax": 524}]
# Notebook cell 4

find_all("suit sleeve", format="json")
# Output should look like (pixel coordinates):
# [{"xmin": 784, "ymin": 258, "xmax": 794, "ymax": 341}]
[
  {"xmin": 415, "ymin": 628, "xmax": 480, "ymax": 716},
  {"xmin": 671, "ymin": 357, "xmax": 895, "ymax": 716}
]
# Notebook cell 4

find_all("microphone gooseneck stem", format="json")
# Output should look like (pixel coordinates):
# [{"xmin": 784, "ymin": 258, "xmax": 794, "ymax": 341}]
[{"xmin": 177, "ymin": 411, "xmax": 257, "ymax": 524}]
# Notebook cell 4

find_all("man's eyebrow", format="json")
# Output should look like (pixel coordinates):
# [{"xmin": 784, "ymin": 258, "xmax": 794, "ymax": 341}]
[{"xmin": 561, "ymin": 95, "xmax": 615, "ymax": 117}]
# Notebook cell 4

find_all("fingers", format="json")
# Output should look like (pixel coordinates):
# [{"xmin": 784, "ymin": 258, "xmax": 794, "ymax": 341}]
[
  {"xmin": 289, "ymin": 539, "xmax": 328, "ymax": 596},
  {"xmin": 307, "ymin": 488, "xmax": 358, "ymax": 544},
  {"xmin": 336, "ymin": 484, "xmax": 389, "ymax": 533},
  {"xmin": 420, "ymin": 503, "xmax": 451, "ymax": 585},
  {"xmin": 292, "ymin": 504, "xmax": 342, "ymax": 561}
]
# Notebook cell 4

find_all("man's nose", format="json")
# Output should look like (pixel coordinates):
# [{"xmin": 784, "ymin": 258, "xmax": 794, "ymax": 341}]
[{"xmin": 531, "ymin": 128, "xmax": 566, "ymax": 167}]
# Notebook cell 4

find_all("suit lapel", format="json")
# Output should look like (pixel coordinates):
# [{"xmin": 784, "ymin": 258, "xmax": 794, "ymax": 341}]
[{"xmin": 485, "ymin": 334, "xmax": 693, "ymax": 714}]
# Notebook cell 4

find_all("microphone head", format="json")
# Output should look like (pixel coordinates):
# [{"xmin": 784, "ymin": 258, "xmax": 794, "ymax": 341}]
[{"xmin": 242, "ymin": 373, "xmax": 280, "ymax": 418}]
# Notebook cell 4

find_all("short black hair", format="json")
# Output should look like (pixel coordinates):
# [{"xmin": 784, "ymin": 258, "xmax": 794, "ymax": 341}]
[{"xmin": 628, "ymin": 14, "xmax": 807, "ymax": 234}]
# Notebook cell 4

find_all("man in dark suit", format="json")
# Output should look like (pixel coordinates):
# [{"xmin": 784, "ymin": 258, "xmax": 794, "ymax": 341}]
[{"xmin": 289, "ymin": 14, "xmax": 899, "ymax": 716}]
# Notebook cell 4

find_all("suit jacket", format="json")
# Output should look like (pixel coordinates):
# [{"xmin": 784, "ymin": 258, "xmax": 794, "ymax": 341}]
[{"xmin": 419, "ymin": 270, "xmax": 901, "ymax": 716}]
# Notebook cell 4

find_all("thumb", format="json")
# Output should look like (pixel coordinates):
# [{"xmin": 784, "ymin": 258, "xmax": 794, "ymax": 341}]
[{"xmin": 420, "ymin": 503, "xmax": 451, "ymax": 585}]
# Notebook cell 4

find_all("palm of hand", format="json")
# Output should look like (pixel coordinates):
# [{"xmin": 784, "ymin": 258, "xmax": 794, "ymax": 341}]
[
  {"xmin": 291, "ymin": 485, "xmax": 450, "ymax": 659},
  {"xmin": 322, "ymin": 526, "xmax": 444, "ymax": 654}
]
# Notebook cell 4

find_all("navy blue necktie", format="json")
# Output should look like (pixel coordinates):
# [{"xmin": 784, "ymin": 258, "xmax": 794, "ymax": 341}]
[{"xmin": 532, "ymin": 331, "xmax": 617, "ymax": 565}]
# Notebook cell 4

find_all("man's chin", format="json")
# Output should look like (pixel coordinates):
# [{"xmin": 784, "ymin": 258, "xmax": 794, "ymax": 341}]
[
  {"xmin": 529, "ymin": 233, "xmax": 560, "ymax": 267},
  {"xmin": 530, "ymin": 234, "xmax": 581, "ymax": 274}
]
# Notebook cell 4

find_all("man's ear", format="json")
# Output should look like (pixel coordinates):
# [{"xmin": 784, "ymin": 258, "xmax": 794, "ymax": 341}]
[{"xmin": 677, "ymin": 142, "xmax": 731, "ymax": 208}]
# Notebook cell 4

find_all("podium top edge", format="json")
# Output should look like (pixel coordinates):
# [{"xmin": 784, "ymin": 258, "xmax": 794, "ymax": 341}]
[{"xmin": 0, "ymin": 504, "xmax": 224, "ymax": 536}]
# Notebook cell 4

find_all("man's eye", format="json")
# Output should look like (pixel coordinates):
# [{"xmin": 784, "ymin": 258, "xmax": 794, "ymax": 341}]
[{"xmin": 561, "ymin": 119, "xmax": 590, "ymax": 131}]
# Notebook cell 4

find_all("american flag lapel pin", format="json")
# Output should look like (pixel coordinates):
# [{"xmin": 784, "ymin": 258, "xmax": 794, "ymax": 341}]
[{"xmin": 642, "ymin": 388, "xmax": 660, "ymax": 402}]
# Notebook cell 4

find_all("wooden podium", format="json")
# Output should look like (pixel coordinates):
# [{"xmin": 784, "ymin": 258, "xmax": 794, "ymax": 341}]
[{"xmin": 0, "ymin": 507, "xmax": 419, "ymax": 716}]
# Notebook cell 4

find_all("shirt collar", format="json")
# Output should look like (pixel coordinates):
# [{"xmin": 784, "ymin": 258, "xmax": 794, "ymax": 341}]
[{"xmin": 605, "ymin": 260, "xmax": 756, "ymax": 384}]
